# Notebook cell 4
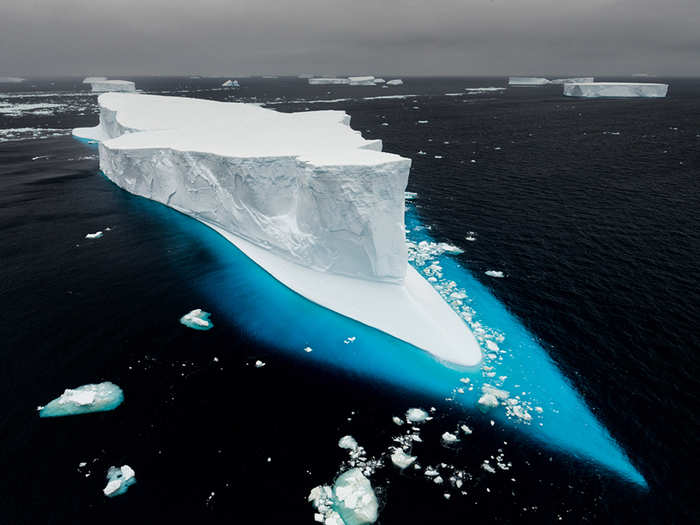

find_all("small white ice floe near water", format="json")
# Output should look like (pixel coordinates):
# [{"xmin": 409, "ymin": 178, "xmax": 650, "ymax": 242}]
[
  {"xmin": 222, "ymin": 79, "xmax": 240, "ymax": 88},
  {"xmin": 441, "ymin": 431, "xmax": 459, "ymax": 445},
  {"xmin": 390, "ymin": 448, "xmax": 416, "ymax": 469},
  {"xmin": 38, "ymin": 382, "xmax": 124, "ymax": 417},
  {"xmin": 255, "ymin": 360, "xmax": 266, "ymax": 368},
  {"xmin": 386, "ymin": 79, "xmax": 403, "ymax": 86},
  {"xmin": 309, "ymin": 468, "xmax": 378, "ymax": 525},
  {"xmin": 484, "ymin": 270, "xmax": 504, "ymax": 278},
  {"xmin": 85, "ymin": 231, "xmax": 103, "ymax": 239},
  {"xmin": 405, "ymin": 407, "xmax": 430, "ymax": 423},
  {"xmin": 103, "ymin": 465, "xmax": 136, "ymax": 497},
  {"xmin": 179, "ymin": 308, "xmax": 214, "ymax": 330}
]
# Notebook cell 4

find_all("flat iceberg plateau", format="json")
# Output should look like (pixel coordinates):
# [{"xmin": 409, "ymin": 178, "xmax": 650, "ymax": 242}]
[
  {"xmin": 309, "ymin": 78, "xmax": 351, "ymax": 85},
  {"xmin": 103, "ymin": 465, "xmax": 136, "ymax": 497},
  {"xmin": 549, "ymin": 77, "xmax": 595, "ymax": 84},
  {"xmin": 89, "ymin": 80, "xmax": 136, "ymax": 93},
  {"xmin": 83, "ymin": 76, "xmax": 107, "ymax": 84},
  {"xmin": 73, "ymin": 93, "xmax": 481, "ymax": 366},
  {"xmin": 508, "ymin": 76, "xmax": 550, "ymax": 86},
  {"xmin": 347, "ymin": 76, "xmax": 376, "ymax": 86},
  {"xmin": 38, "ymin": 382, "xmax": 124, "ymax": 417},
  {"xmin": 563, "ymin": 82, "xmax": 668, "ymax": 98}
]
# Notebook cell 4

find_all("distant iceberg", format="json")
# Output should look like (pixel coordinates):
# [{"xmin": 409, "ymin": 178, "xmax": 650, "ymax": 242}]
[
  {"xmin": 38, "ymin": 382, "xmax": 124, "ymax": 417},
  {"xmin": 180, "ymin": 308, "xmax": 214, "ymax": 330},
  {"xmin": 0, "ymin": 77, "xmax": 25, "ymax": 83},
  {"xmin": 308, "ymin": 77, "xmax": 351, "ymax": 85},
  {"xmin": 386, "ymin": 79, "xmax": 403, "ymax": 86},
  {"xmin": 103, "ymin": 465, "xmax": 136, "ymax": 497},
  {"xmin": 89, "ymin": 80, "xmax": 135, "ymax": 93},
  {"xmin": 373, "ymin": 78, "xmax": 386, "ymax": 84},
  {"xmin": 508, "ymin": 77, "xmax": 550, "ymax": 86},
  {"xmin": 83, "ymin": 76, "xmax": 107, "ymax": 84},
  {"xmin": 348, "ymin": 76, "xmax": 376, "ymax": 86},
  {"xmin": 550, "ymin": 77, "xmax": 595, "ymax": 84},
  {"xmin": 222, "ymin": 79, "xmax": 240, "ymax": 88},
  {"xmin": 73, "ymin": 93, "xmax": 481, "ymax": 366},
  {"xmin": 563, "ymin": 82, "xmax": 668, "ymax": 98}
]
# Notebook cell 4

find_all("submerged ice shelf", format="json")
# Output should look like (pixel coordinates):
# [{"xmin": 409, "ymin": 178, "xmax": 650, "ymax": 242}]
[{"xmin": 73, "ymin": 93, "xmax": 481, "ymax": 367}]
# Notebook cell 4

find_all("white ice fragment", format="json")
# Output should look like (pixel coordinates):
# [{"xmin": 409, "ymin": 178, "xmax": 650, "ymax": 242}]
[
  {"xmin": 39, "ymin": 382, "xmax": 124, "ymax": 417},
  {"xmin": 304, "ymin": 346, "xmax": 313, "ymax": 353},
  {"xmin": 405, "ymin": 408, "xmax": 429, "ymax": 423},
  {"xmin": 83, "ymin": 76, "xmax": 107, "ymax": 84},
  {"xmin": 103, "ymin": 465, "xmax": 136, "ymax": 497},
  {"xmin": 390, "ymin": 448, "xmax": 416, "ymax": 469},
  {"xmin": 339, "ymin": 435, "xmax": 359, "ymax": 450},
  {"xmin": 564, "ymin": 82, "xmax": 668, "ymax": 98},
  {"xmin": 460, "ymin": 425, "xmax": 472, "ymax": 435},
  {"xmin": 386, "ymin": 79, "xmax": 404, "ymax": 86},
  {"xmin": 481, "ymin": 462, "xmax": 496, "ymax": 474},
  {"xmin": 255, "ymin": 360, "xmax": 266, "ymax": 368},
  {"xmin": 308, "ymin": 78, "xmax": 351, "ymax": 85},
  {"xmin": 549, "ymin": 77, "xmax": 594, "ymax": 84},
  {"xmin": 485, "ymin": 270, "xmax": 504, "ymax": 278},
  {"xmin": 89, "ymin": 80, "xmax": 135, "ymax": 93},
  {"xmin": 392, "ymin": 416, "xmax": 404, "ymax": 426},
  {"xmin": 85, "ymin": 231, "xmax": 103, "ymax": 239},
  {"xmin": 485, "ymin": 340, "xmax": 499, "ymax": 352},
  {"xmin": 179, "ymin": 308, "xmax": 213, "ymax": 330},
  {"xmin": 222, "ymin": 79, "xmax": 240, "ymax": 88},
  {"xmin": 332, "ymin": 468, "xmax": 379, "ymax": 524},
  {"xmin": 508, "ymin": 77, "xmax": 550, "ymax": 86},
  {"xmin": 441, "ymin": 432, "xmax": 459, "ymax": 444}
]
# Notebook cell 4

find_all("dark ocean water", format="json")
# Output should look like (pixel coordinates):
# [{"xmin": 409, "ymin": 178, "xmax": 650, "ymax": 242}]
[{"xmin": 1, "ymin": 77, "xmax": 698, "ymax": 524}]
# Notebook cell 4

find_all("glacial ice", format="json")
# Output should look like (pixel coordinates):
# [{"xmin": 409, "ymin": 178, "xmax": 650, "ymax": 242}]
[
  {"xmin": 85, "ymin": 231, "xmax": 103, "ymax": 239},
  {"xmin": 179, "ymin": 308, "xmax": 213, "ymax": 330},
  {"xmin": 83, "ymin": 76, "xmax": 107, "ymax": 84},
  {"xmin": 309, "ymin": 468, "xmax": 378, "ymax": 525},
  {"xmin": 386, "ymin": 79, "xmax": 403, "ymax": 86},
  {"xmin": 89, "ymin": 80, "xmax": 136, "ymax": 93},
  {"xmin": 390, "ymin": 448, "xmax": 416, "ymax": 469},
  {"xmin": 38, "ymin": 382, "xmax": 124, "ymax": 417},
  {"xmin": 103, "ymin": 465, "xmax": 136, "ymax": 497},
  {"xmin": 405, "ymin": 408, "xmax": 429, "ymax": 423},
  {"xmin": 563, "ymin": 82, "xmax": 668, "ymax": 98},
  {"xmin": 373, "ymin": 78, "xmax": 386, "ymax": 84},
  {"xmin": 308, "ymin": 78, "xmax": 351, "ymax": 85},
  {"xmin": 485, "ymin": 270, "xmax": 504, "ymax": 278},
  {"xmin": 549, "ymin": 77, "xmax": 594, "ymax": 84},
  {"xmin": 508, "ymin": 77, "xmax": 550, "ymax": 86},
  {"xmin": 222, "ymin": 80, "xmax": 240, "ymax": 88},
  {"xmin": 72, "ymin": 93, "xmax": 481, "ymax": 366},
  {"xmin": 348, "ymin": 76, "xmax": 376, "ymax": 86}
]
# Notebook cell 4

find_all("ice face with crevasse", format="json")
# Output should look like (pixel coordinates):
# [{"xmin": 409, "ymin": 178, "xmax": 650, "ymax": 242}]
[{"xmin": 38, "ymin": 382, "xmax": 124, "ymax": 417}]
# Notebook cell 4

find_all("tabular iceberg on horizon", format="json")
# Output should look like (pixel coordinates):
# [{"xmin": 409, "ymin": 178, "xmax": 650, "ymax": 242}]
[
  {"xmin": 88, "ymin": 80, "xmax": 136, "ymax": 93},
  {"xmin": 563, "ymin": 82, "xmax": 668, "ymax": 98},
  {"xmin": 73, "ymin": 93, "xmax": 481, "ymax": 366}
]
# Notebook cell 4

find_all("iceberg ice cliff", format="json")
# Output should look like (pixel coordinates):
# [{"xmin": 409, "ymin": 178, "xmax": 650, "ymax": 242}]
[
  {"xmin": 73, "ymin": 93, "xmax": 481, "ymax": 366},
  {"xmin": 38, "ymin": 382, "xmax": 124, "ymax": 417},
  {"xmin": 564, "ymin": 82, "xmax": 668, "ymax": 98},
  {"xmin": 508, "ymin": 76, "xmax": 550, "ymax": 86}
]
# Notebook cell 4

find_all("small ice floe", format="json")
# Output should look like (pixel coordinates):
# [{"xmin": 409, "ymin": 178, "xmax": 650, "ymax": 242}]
[
  {"xmin": 465, "ymin": 232, "xmax": 477, "ymax": 242},
  {"xmin": 38, "ymin": 382, "xmax": 123, "ymax": 417},
  {"xmin": 405, "ymin": 408, "xmax": 429, "ymax": 424},
  {"xmin": 103, "ymin": 465, "xmax": 136, "ymax": 497},
  {"xmin": 477, "ymin": 384, "xmax": 509, "ymax": 413},
  {"xmin": 485, "ymin": 270, "xmax": 504, "ymax": 278},
  {"xmin": 304, "ymin": 346, "xmax": 313, "ymax": 353},
  {"xmin": 338, "ymin": 435, "xmax": 359, "ymax": 451},
  {"xmin": 390, "ymin": 448, "xmax": 417, "ymax": 469},
  {"xmin": 386, "ymin": 79, "xmax": 404, "ymax": 86},
  {"xmin": 392, "ymin": 416, "xmax": 404, "ymax": 426},
  {"xmin": 441, "ymin": 432, "xmax": 459, "ymax": 445},
  {"xmin": 417, "ymin": 120, "xmax": 429, "ymax": 124},
  {"xmin": 309, "ymin": 468, "xmax": 378, "ymax": 525},
  {"xmin": 417, "ymin": 150, "xmax": 427, "ymax": 155},
  {"xmin": 481, "ymin": 461, "xmax": 496, "ymax": 474},
  {"xmin": 460, "ymin": 425, "xmax": 472, "ymax": 435},
  {"xmin": 179, "ymin": 309, "xmax": 213, "ymax": 330},
  {"xmin": 404, "ymin": 191, "xmax": 418, "ymax": 200},
  {"xmin": 85, "ymin": 231, "xmax": 103, "ymax": 239},
  {"xmin": 255, "ymin": 360, "xmax": 266, "ymax": 368},
  {"xmin": 343, "ymin": 336, "xmax": 356, "ymax": 344},
  {"xmin": 434, "ymin": 155, "xmax": 443, "ymax": 159}
]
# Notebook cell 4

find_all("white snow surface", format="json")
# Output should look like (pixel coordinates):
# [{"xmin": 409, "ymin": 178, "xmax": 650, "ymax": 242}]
[
  {"xmin": 508, "ymin": 77, "xmax": 550, "ymax": 86},
  {"xmin": 563, "ymin": 82, "xmax": 668, "ymax": 98},
  {"xmin": 73, "ymin": 93, "xmax": 481, "ymax": 367},
  {"xmin": 89, "ymin": 80, "xmax": 136, "ymax": 93},
  {"xmin": 549, "ymin": 77, "xmax": 594, "ymax": 84}
]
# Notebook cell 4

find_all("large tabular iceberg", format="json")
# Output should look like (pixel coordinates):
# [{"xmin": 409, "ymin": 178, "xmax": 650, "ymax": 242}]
[
  {"xmin": 89, "ymin": 80, "xmax": 136, "ymax": 93},
  {"xmin": 508, "ymin": 76, "xmax": 550, "ymax": 86},
  {"xmin": 563, "ymin": 82, "xmax": 668, "ymax": 98},
  {"xmin": 73, "ymin": 93, "xmax": 481, "ymax": 366},
  {"xmin": 549, "ymin": 77, "xmax": 594, "ymax": 84},
  {"xmin": 308, "ymin": 78, "xmax": 351, "ymax": 85},
  {"xmin": 83, "ymin": 76, "xmax": 107, "ymax": 84}
]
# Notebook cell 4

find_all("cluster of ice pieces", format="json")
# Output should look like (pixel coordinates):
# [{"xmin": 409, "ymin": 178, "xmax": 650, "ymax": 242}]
[
  {"xmin": 38, "ymin": 382, "xmax": 124, "ymax": 417},
  {"xmin": 309, "ymin": 468, "xmax": 378, "ymax": 525},
  {"xmin": 179, "ymin": 309, "xmax": 214, "ymax": 330},
  {"xmin": 308, "ymin": 76, "xmax": 403, "ymax": 86},
  {"xmin": 222, "ymin": 79, "xmax": 240, "ymax": 88},
  {"xmin": 103, "ymin": 465, "xmax": 136, "ymax": 497}
]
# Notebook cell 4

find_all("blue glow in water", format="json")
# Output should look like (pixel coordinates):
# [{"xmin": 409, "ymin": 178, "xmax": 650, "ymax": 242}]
[{"xmin": 141, "ymin": 196, "xmax": 646, "ymax": 487}]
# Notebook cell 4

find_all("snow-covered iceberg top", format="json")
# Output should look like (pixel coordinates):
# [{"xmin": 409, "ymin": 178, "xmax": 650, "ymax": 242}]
[
  {"xmin": 550, "ymin": 77, "xmax": 594, "ymax": 84},
  {"xmin": 563, "ymin": 82, "xmax": 668, "ymax": 98},
  {"xmin": 508, "ymin": 76, "xmax": 550, "ymax": 86},
  {"xmin": 83, "ymin": 76, "xmax": 107, "ymax": 84},
  {"xmin": 73, "ymin": 93, "xmax": 481, "ymax": 366},
  {"xmin": 38, "ymin": 382, "xmax": 124, "ymax": 417},
  {"xmin": 89, "ymin": 80, "xmax": 135, "ymax": 93},
  {"xmin": 309, "ymin": 77, "xmax": 351, "ymax": 85}
]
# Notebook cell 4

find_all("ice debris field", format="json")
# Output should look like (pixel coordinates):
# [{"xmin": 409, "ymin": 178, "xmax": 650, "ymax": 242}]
[{"xmin": 72, "ymin": 93, "xmax": 646, "ymax": 490}]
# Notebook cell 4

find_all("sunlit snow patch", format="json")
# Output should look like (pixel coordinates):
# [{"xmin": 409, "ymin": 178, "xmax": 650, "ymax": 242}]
[{"xmin": 38, "ymin": 382, "xmax": 123, "ymax": 417}]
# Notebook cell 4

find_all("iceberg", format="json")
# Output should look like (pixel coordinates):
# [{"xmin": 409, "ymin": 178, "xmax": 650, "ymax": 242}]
[
  {"xmin": 373, "ymin": 78, "xmax": 386, "ymax": 84},
  {"xmin": 222, "ymin": 79, "xmax": 240, "ymax": 88},
  {"xmin": 89, "ymin": 80, "xmax": 136, "ymax": 93},
  {"xmin": 508, "ymin": 76, "xmax": 550, "ymax": 86},
  {"xmin": 549, "ymin": 77, "xmax": 594, "ymax": 84},
  {"xmin": 180, "ymin": 308, "xmax": 213, "ymax": 330},
  {"xmin": 38, "ymin": 382, "xmax": 124, "ymax": 417},
  {"xmin": 83, "ymin": 76, "xmax": 107, "ymax": 84},
  {"xmin": 0, "ymin": 77, "xmax": 25, "ymax": 83},
  {"xmin": 347, "ymin": 76, "xmax": 376, "ymax": 86},
  {"xmin": 73, "ymin": 93, "xmax": 481, "ymax": 366},
  {"xmin": 386, "ymin": 79, "xmax": 403, "ymax": 86},
  {"xmin": 85, "ymin": 231, "xmax": 103, "ymax": 239},
  {"xmin": 309, "ymin": 78, "xmax": 351, "ymax": 85},
  {"xmin": 309, "ymin": 468, "xmax": 378, "ymax": 525},
  {"xmin": 563, "ymin": 82, "xmax": 668, "ymax": 98},
  {"xmin": 103, "ymin": 465, "xmax": 136, "ymax": 497}
]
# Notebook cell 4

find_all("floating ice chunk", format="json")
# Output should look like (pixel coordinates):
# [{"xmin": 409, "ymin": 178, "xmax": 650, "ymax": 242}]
[
  {"xmin": 304, "ymin": 346, "xmax": 313, "ymax": 353},
  {"xmin": 89, "ymin": 80, "xmax": 135, "ymax": 93},
  {"xmin": 485, "ymin": 340, "xmax": 499, "ymax": 352},
  {"xmin": 404, "ymin": 191, "xmax": 417, "ymax": 200},
  {"xmin": 405, "ymin": 408, "xmax": 429, "ymax": 423},
  {"xmin": 339, "ymin": 435, "xmax": 358, "ymax": 450},
  {"xmin": 386, "ymin": 79, "xmax": 404, "ymax": 86},
  {"xmin": 549, "ymin": 77, "xmax": 594, "ymax": 84},
  {"xmin": 373, "ymin": 78, "xmax": 386, "ymax": 84},
  {"xmin": 392, "ymin": 416, "xmax": 404, "ymax": 426},
  {"xmin": 441, "ymin": 432, "xmax": 459, "ymax": 444},
  {"xmin": 332, "ymin": 468, "xmax": 379, "ymax": 525},
  {"xmin": 308, "ymin": 78, "xmax": 351, "ymax": 85},
  {"xmin": 103, "ymin": 465, "xmax": 136, "ymax": 497},
  {"xmin": 255, "ymin": 360, "xmax": 266, "ymax": 368},
  {"xmin": 222, "ymin": 79, "xmax": 240, "ymax": 88},
  {"xmin": 348, "ymin": 76, "xmax": 376, "ymax": 86},
  {"xmin": 460, "ymin": 425, "xmax": 472, "ymax": 435},
  {"xmin": 508, "ymin": 77, "xmax": 550, "ymax": 86},
  {"xmin": 485, "ymin": 270, "xmax": 504, "ymax": 278},
  {"xmin": 417, "ymin": 120, "xmax": 429, "ymax": 124},
  {"xmin": 464, "ymin": 87, "xmax": 506, "ymax": 94},
  {"xmin": 563, "ymin": 82, "xmax": 668, "ymax": 98},
  {"xmin": 179, "ymin": 309, "xmax": 213, "ymax": 330},
  {"xmin": 390, "ymin": 448, "xmax": 416, "ymax": 469},
  {"xmin": 481, "ymin": 461, "xmax": 496, "ymax": 474},
  {"xmin": 38, "ymin": 382, "xmax": 124, "ymax": 417},
  {"xmin": 477, "ymin": 393, "xmax": 499, "ymax": 413},
  {"xmin": 85, "ymin": 231, "xmax": 103, "ymax": 239},
  {"xmin": 83, "ymin": 76, "xmax": 107, "ymax": 84}
]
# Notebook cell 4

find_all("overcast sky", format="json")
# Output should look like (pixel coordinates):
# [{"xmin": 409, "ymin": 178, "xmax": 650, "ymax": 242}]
[{"xmin": 1, "ymin": 0, "xmax": 698, "ymax": 77}]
